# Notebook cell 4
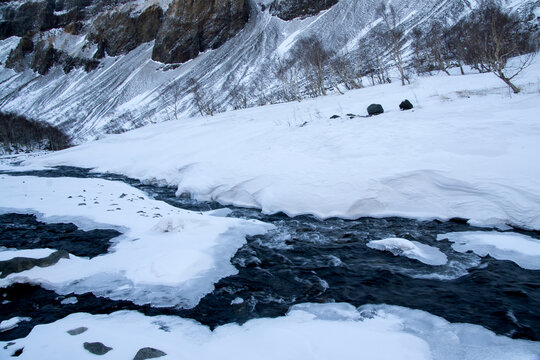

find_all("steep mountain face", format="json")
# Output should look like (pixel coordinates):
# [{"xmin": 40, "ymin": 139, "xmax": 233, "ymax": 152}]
[
  {"xmin": 88, "ymin": 5, "xmax": 164, "ymax": 58},
  {"xmin": 1, "ymin": 0, "xmax": 250, "ymax": 72},
  {"xmin": 0, "ymin": 0, "xmax": 537, "ymax": 142},
  {"xmin": 152, "ymin": 0, "xmax": 250, "ymax": 64},
  {"xmin": 266, "ymin": 0, "xmax": 338, "ymax": 20}
]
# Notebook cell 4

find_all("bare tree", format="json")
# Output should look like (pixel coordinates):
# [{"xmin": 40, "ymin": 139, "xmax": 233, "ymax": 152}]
[
  {"xmin": 164, "ymin": 80, "xmax": 182, "ymax": 121},
  {"xmin": 443, "ymin": 23, "xmax": 467, "ymax": 75},
  {"xmin": 453, "ymin": 2, "xmax": 537, "ymax": 93},
  {"xmin": 330, "ymin": 55, "xmax": 363, "ymax": 91},
  {"xmin": 274, "ymin": 58, "xmax": 302, "ymax": 102},
  {"xmin": 188, "ymin": 78, "xmax": 217, "ymax": 116},
  {"xmin": 376, "ymin": 2, "xmax": 409, "ymax": 85},
  {"xmin": 358, "ymin": 36, "xmax": 389, "ymax": 86},
  {"xmin": 253, "ymin": 78, "xmax": 270, "ymax": 106},
  {"xmin": 410, "ymin": 27, "xmax": 429, "ymax": 75},
  {"xmin": 411, "ymin": 22, "xmax": 455, "ymax": 75},
  {"xmin": 289, "ymin": 36, "xmax": 333, "ymax": 97},
  {"xmin": 230, "ymin": 83, "xmax": 249, "ymax": 110}
]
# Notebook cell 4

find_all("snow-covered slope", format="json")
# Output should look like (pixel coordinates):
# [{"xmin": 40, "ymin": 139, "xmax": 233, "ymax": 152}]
[
  {"xmin": 0, "ymin": 0, "xmax": 536, "ymax": 142},
  {"xmin": 14, "ymin": 59, "xmax": 540, "ymax": 230}
]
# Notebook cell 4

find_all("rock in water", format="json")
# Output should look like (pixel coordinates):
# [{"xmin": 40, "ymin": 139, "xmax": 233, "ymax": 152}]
[
  {"xmin": 399, "ymin": 100, "xmax": 414, "ymax": 111},
  {"xmin": 83, "ymin": 342, "xmax": 112, "ymax": 355},
  {"xmin": 133, "ymin": 347, "xmax": 167, "ymax": 360},
  {"xmin": 367, "ymin": 104, "xmax": 384, "ymax": 116}
]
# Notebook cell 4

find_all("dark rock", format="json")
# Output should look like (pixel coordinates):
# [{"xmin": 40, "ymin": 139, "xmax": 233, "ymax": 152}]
[
  {"xmin": 88, "ymin": 5, "xmax": 163, "ymax": 57},
  {"xmin": 64, "ymin": 21, "xmax": 84, "ymax": 35},
  {"xmin": 83, "ymin": 342, "xmax": 112, "ymax": 355},
  {"xmin": 133, "ymin": 347, "xmax": 167, "ymax": 360},
  {"xmin": 329, "ymin": 115, "xmax": 340, "ymax": 119},
  {"xmin": 61, "ymin": 54, "xmax": 100, "ymax": 74},
  {"xmin": 30, "ymin": 41, "xmax": 58, "ymax": 75},
  {"xmin": 0, "ymin": 250, "xmax": 70, "ymax": 278},
  {"xmin": 152, "ymin": 0, "xmax": 249, "ymax": 64},
  {"xmin": 67, "ymin": 327, "xmax": 88, "ymax": 336},
  {"xmin": 12, "ymin": 348, "xmax": 23, "ymax": 356},
  {"xmin": 268, "ymin": 0, "xmax": 339, "ymax": 20},
  {"xmin": 4, "ymin": 35, "xmax": 34, "ymax": 72},
  {"xmin": 399, "ymin": 99, "xmax": 413, "ymax": 111},
  {"xmin": 0, "ymin": 0, "xmax": 56, "ymax": 39},
  {"xmin": 18, "ymin": 36, "xmax": 35, "ymax": 54},
  {"xmin": 367, "ymin": 104, "xmax": 384, "ymax": 116}
]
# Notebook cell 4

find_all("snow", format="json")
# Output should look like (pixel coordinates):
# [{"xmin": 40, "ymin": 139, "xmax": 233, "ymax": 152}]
[
  {"xmin": 0, "ymin": 175, "xmax": 272, "ymax": 307},
  {"xmin": 0, "ymin": 248, "xmax": 56, "ymax": 261},
  {"xmin": 437, "ymin": 231, "xmax": 540, "ymax": 270},
  {"xmin": 230, "ymin": 297, "xmax": 244, "ymax": 305},
  {"xmin": 0, "ymin": 36, "xmax": 20, "ymax": 63},
  {"xmin": 367, "ymin": 238, "xmax": 448, "ymax": 266},
  {"xmin": 60, "ymin": 297, "xmax": 79, "ymax": 305},
  {"xmin": 0, "ymin": 317, "xmax": 31, "ymax": 333},
  {"xmin": 1, "ymin": 303, "xmax": 539, "ymax": 359},
  {"xmin": 14, "ymin": 59, "xmax": 540, "ymax": 230}
]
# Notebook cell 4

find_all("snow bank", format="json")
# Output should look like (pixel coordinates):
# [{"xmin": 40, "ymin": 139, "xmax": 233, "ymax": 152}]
[
  {"xmin": 0, "ymin": 317, "xmax": 31, "ymax": 333},
  {"xmin": 0, "ymin": 175, "xmax": 272, "ymax": 307},
  {"xmin": 367, "ymin": 238, "xmax": 448, "ymax": 266},
  {"xmin": 437, "ymin": 231, "xmax": 540, "ymax": 270},
  {"xmin": 18, "ymin": 61, "xmax": 540, "ymax": 230},
  {"xmin": 1, "ymin": 303, "xmax": 539, "ymax": 359}
]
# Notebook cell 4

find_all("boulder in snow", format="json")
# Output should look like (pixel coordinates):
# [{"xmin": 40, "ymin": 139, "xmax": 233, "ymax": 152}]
[
  {"xmin": 133, "ymin": 347, "xmax": 167, "ymax": 360},
  {"xmin": 367, "ymin": 104, "xmax": 384, "ymax": 116},
  {"xmin": 399, "ymin": 100, "xmax": 414, "ymax": 111},
  {"xmin": 83, "ymin": 342, "xmax": 112, "ymax": 355}
]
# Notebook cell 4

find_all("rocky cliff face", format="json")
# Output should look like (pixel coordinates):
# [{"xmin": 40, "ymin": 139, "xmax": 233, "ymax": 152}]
[
  {"xmin": 2, "ymin": 0, "xmax": 252, "ymax": 73},
  {"xmin": 1, "ymin": 0, "xmax": 340, "ymax": 74},
  {"xmin": 152, "ymin": 0, "xmax": 250, "ymax": 64},
  {"xmin": 266, "ymin": 0, "xmax": 339, "ymax": 20},
  {"xmin": 88, "ymin": 5, "xmax": 164, "ymax": 58}
]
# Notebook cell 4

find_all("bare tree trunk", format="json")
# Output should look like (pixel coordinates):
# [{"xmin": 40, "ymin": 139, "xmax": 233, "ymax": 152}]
[{"xmin": 498, "ymin": 72, "xmax": 520, "ymax": 93}]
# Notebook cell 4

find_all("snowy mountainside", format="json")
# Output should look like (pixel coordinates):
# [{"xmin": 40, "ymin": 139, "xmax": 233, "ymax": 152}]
[
  {"xmin": 0, "ymin": 0, "xmax": 537, "ymax": 142},
  {"xmin": 17, "ymin": 58, "xmax": 540, "ymax": 230}
]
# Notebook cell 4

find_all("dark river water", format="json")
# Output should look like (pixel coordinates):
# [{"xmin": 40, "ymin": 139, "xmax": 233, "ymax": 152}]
[{"xmin": 1, "ymin": 167, "xmax": 539, "ymax": 342}]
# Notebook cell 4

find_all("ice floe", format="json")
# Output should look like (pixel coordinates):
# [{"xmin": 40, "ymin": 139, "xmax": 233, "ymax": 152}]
[
  {"xmin": 437, "ymin": 231, "xmax": 540, "ymax": 270},
  {"xmin": 367, "ymin": 238, "xmax": 448, "ymax": 266}
]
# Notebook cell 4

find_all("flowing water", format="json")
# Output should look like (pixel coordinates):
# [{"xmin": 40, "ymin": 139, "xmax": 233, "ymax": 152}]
[{"xmin": 1, "ymin": 167, "xmax": 539, "ymax": 342}]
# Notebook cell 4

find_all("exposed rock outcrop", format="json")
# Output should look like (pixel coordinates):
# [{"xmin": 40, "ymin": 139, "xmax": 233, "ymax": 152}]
[
  {"xmin": 399, "ymin": 99, "xmax": 414, "ymax": 111},
  {"xmin": 88, "ymin": 5, "xmax": 163, "ymax": 58},
  {"xmin": 0, "ymin": 0, "xmax": 57, "ymax": 39},
  {"xmin": 2, "ymin": 0, "xmax": 251, "ymax": 69},
  {"xmin": 367, "ymin": 104, "xmax": 384, "ymax": 116},
  {"xmin": 152, "ymin": 0, "xmax": 250, "ymax": 64},
  {"xmin": 267, "ymin": 0, "xmax": 338, "ymax": 20},
  {"xmin": 6, "ymin": 37, "xmax": 99, "ymax": 75},
  {"xmin": 83, "ymin": 342, "xmax": 113, "ymax": 356}
]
